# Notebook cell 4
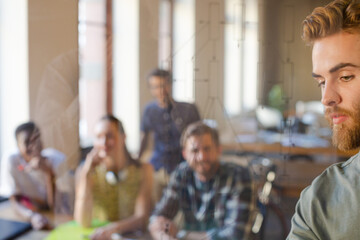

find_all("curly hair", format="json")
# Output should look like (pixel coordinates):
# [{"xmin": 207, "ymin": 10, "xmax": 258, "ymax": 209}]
[{"xmin": 303, "ymin": 0, "xmax": 360, "ymax": 44}]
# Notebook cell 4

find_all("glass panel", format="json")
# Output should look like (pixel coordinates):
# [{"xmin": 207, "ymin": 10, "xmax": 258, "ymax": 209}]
[{"xmin": 78, "ymin": 0, "xmax": 107, "ymax": 147}]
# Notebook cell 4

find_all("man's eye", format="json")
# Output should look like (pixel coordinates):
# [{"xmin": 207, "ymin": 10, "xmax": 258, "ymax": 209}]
[
  {"xmin": 191, "ymin": 149, "xmax": 199, "ymax": 153},
  {"xmin": 317, "ymin": 81, "xmax": 325, "ymax": 87},
  {"xmin": 340, "ymin": 75, "xmax": 354, "ymax": 81}
]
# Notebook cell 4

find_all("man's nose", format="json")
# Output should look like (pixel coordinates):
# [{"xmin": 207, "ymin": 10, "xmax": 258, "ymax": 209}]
[
  {"xmin": 195, "ymin": 151, "xmax": 205, "ymax": 161},
  {"xmin": 196, "ymin": 151, "xmax": 206, "ymax": 162},
  {"xmin": 321, "ymin": 81, "xmax": 341, "ymax": 107},
  {"xmin": 160, "ymin": 85, "xmax": 167, "ymax": 94}
]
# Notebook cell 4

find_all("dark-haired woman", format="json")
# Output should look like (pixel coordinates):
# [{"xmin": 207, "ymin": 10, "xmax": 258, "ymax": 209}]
[{"xmin": 74, "ymin": 115, "xmax": 153, "ymax": 240}]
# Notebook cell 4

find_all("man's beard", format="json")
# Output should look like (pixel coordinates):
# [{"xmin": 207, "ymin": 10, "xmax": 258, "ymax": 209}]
[{"xmin": 325, "ymin": 105, "xmax": 360, "ymax": 151}]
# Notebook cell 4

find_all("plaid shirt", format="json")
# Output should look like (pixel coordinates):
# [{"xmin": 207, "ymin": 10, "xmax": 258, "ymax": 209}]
[{"xmin": 151, "ymin": 161, "xmax": 254, "ymax": 240}]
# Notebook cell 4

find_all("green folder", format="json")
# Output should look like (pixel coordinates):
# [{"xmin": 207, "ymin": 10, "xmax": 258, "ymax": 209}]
[{"xmin": 45, "ymin": 219, "xmax": 109, "ymax": 240}]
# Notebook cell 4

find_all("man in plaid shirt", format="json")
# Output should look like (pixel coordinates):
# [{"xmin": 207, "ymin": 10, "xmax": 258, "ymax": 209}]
[{"xmin": 149, "ymin": 121, "xmax": 254, "ymax": 240}]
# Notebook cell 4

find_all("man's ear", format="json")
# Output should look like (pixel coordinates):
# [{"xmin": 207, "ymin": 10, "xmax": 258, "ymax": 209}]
[
  {"xmin": 217, "ymin": 145, "xmax": 222, "ymax": 155},
  {"xmin": 182, "ymin": 149, "xmax": 186, "ymax": 159}
]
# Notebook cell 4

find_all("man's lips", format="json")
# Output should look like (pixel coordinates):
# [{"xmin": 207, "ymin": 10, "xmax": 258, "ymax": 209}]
[{"xmin": 330, "ymin": 113, "xmax": 348, "ymax": 124}]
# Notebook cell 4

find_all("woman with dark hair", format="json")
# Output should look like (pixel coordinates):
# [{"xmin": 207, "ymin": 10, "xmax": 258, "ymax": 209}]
[
  {"xmin": 74, "ymin": 115, "xmax": 153, "ymax": 239},
  {"xmin": 5, "ymin": 121, "xmax": 65, "ymax": 230}
]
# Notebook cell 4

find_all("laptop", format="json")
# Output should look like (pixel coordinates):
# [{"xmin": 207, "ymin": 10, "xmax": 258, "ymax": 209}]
[{"xmin": 0, "ymin": 218, "xmax": 32, "ymax": 240}]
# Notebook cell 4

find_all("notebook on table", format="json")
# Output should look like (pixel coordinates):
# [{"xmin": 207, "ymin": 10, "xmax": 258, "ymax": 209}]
[{"xmin": 0, "ymin": 218, "xmax": 32, "ymax": 240}]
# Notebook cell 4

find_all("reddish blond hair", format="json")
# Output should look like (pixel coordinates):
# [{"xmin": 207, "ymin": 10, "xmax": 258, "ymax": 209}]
[{"xmin": 303, "ymin": 0, "xmax": 360, "ymax": 44}]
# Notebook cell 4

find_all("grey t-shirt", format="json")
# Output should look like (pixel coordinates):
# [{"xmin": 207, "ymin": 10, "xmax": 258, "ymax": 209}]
[{"xmin": 288, "ymin": 152, "xmax": 360, "ymax": 239}]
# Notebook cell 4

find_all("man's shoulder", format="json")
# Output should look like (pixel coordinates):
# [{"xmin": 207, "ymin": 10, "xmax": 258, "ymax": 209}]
[
  {"xmin": 176, "ymin": 161, "xmax": 191, "ymax": 172},
  {"xmin": 291, "ymin": 154, "xmax": 360, "ymax": 239},
  {"xmin": 172, "ymin": 101, "xmax": 200, "ymax": 122},
  {"xmin": 172, "ymin": 161, "xmax": 192, "ymax": 177},
  {"xmin": 301, "ymin": 154, "xmax": 360, "ymax": 201},
  {"xmin": 316, "ymin": 154, "xmax": 359, "ymax": 184},
  {"xmin": 174, "ymin": 101, "xmax": 197, "ymax": 110}
]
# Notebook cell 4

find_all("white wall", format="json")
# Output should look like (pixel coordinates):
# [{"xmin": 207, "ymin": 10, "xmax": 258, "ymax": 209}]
[
  {"xmin": 0, "ymin": 0, "xmax": 29, "ymax": 194},
  {"xmin": 113, "ymin": 0, "xmax": 140, "ymax": 153},
  {"xmin": 0, "ymin": 0, "xmax": 29, "ymax": 154}
]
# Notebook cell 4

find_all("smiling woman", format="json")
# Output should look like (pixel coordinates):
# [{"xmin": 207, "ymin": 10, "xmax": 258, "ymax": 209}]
[{"xmin": 74, "ymin": 115, "xmax": 153, "ymax": 239}]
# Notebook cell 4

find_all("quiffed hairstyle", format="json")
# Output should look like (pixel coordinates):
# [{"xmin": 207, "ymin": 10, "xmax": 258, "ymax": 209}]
[
  {"xmin": 146, "ymin": 68, "xmax": 172, "ymax": 84},
  {"xmin": 180, "ymin": 121, "xmax": 220, "ymax": 148},
  {"xmin": 15, "ymin": 121, "xmax": 39, "ymax": 139},
  {"xmin": 302, "ymin": 0, "xmax": 360, "ymax": 44}
]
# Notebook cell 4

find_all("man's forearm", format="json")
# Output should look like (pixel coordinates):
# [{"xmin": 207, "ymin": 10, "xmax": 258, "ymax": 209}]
[
  {"xmin": 177, "ymin": 230, "xmax": 209, "ymax": 240},
  {"xmin": 151, "ymin": 231, "xmax": 177, "ymax": 240},
  {"xmin": 108, "ymin": 215, "xmax": 146, "ymax": 235}
]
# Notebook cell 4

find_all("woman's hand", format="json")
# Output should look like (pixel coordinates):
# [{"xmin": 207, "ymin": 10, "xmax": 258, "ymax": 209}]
[
  {"xmin": 90, "ymin": 223, "xmax": 118, "ymax": 240},
  {"xmin": 30, "ymin": 213, "xmax": 52, "ymax": 230},
  {"xmin": 83, "ymin": 148, "xmax": 104, "ymax": 175}
]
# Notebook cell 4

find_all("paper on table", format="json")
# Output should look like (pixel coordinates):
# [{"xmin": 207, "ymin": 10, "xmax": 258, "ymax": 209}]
[{"xmin": 45, "ymin": 219, "xmax": 109, "ymax": 240}]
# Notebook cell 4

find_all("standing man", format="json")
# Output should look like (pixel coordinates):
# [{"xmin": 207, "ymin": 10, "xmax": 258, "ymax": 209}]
[
  {"xmin": 288, "ymin": 0, "xmax": 360, "ymax": 239},
  {"xmin": 149, "ymin": 121, "xmax": 253, "ymax": 240},
  {"xmin": 6, "ymin": 122, "xmax": 65, "ymax": 230},
  {"xmin": 140, "ymin": 68, "xmax": 200, "ymax": 202}
]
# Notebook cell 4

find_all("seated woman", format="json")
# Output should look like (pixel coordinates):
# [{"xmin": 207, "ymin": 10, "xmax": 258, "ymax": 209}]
[
  {"xmin": 74, "ymin": 115, "xmax": 153, "ymax": 240},
  {"xmin": 6, "ymin": 121, "xmax": 65, "ymax": 230}
]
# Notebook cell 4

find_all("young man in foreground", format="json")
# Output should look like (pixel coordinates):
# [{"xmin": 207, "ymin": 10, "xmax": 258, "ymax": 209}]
[{"xmin": 288, "ymin": 0, "xmax": 360, "ymax": 238}]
